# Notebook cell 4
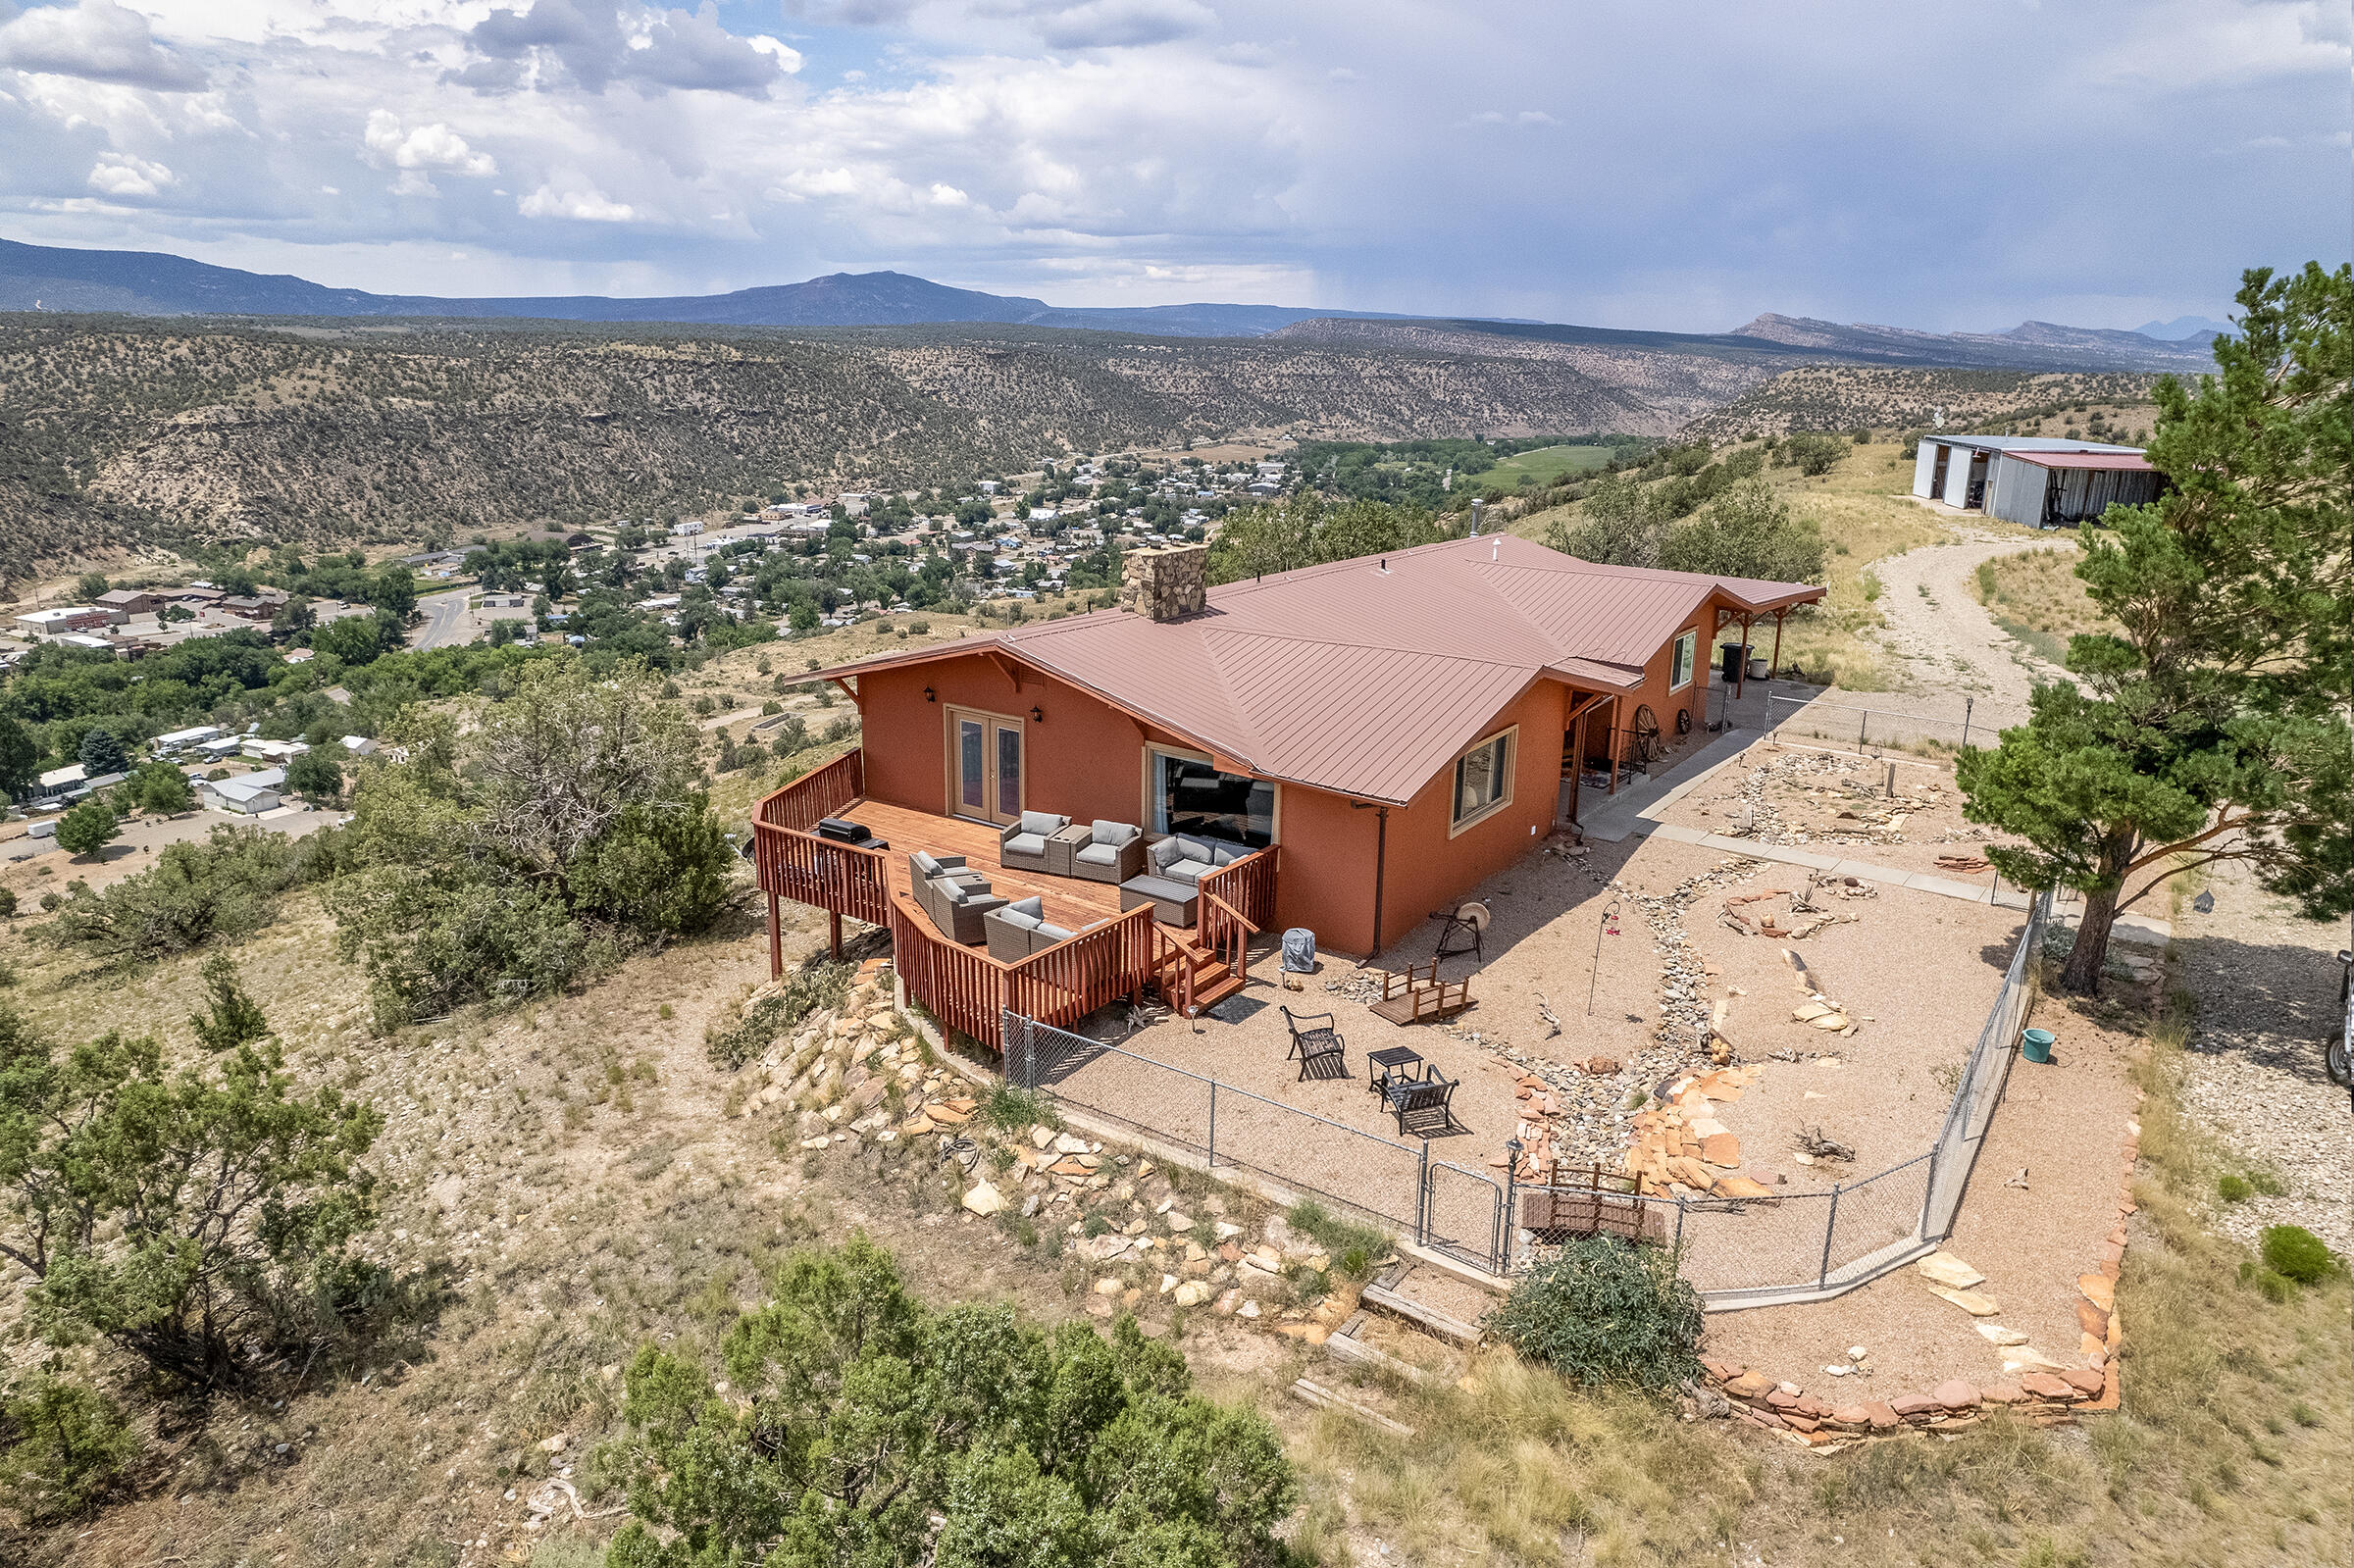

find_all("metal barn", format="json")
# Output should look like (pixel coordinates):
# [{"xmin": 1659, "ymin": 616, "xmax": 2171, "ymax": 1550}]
[{"xmin": 1912, "ymin": 435, "xmax": 2163, "ymax": 528}]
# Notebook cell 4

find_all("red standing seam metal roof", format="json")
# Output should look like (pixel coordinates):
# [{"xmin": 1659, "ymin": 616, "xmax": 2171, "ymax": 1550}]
[
  {"xmin": 807, "ymin": 534, "xmax": 1823, "ymax": 804},
  {"xmin": 1999, "ymin": 451, "xmax": 2158, "ymax": 472}
]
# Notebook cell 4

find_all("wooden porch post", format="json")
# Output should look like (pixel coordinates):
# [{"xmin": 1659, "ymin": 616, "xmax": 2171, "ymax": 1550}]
[
  {"xmin": 1734, "ymin": 614, "xmax": 1752, "ymax": 701},
  {"xmin": 1565, "ymin": 704, "xmax": 1587, "ymax": 826},
  {"xmin": 767, "ymin": 893, "xmax": 783, "ymax": 979},
  {"xmin": 1606, "ymin": 695, "xmax": 1621, "ymax": 796},
  {"xmin": 829, "ymin": 910, "xmax": 844, "ymax": 961},
  {"xmin": 1768, "ymin": 612, "xmax": 1784, "ymax": 681}
]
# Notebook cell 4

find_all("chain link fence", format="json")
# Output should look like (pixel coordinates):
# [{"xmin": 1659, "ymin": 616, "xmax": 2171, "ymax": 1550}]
[
  {"xmin": 1002, "ymin": 1012, "xmax": 1505, "ymax": 1273},
  {"xmin": 1763, "ymin": 692, "xmax": 2026, "ymax": 754},
  {"xmin": 1516, "ymin": 888, "xmax": 2050, "ymax": 1304}
]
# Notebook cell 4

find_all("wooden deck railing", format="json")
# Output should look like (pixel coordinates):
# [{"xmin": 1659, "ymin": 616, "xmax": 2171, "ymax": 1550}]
[
  {"xmin": 1196, "ymin": 844, "xmax": 1276, "ymax": 959},
  {"xmin": 757, "ymin": 748, "xmax": 863, "ymax": 831},
  {"xmin": 751, "ymin": 761, "xmax": 1276, "ymax": 1051}
]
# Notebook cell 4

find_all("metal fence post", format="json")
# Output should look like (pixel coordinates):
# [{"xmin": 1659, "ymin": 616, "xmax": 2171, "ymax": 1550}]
[
  {"xmin": 1819, "ymin": 1184, "xmax": 1842, "ymax": 1288},
  {"xmin": 1919, "ymin": 1144, "xmax": 1941, "ymax": 1239},
  {"xmin": 1502, "ymin": 1150, "xmax": 1518, "ymax": 1271},
  {"xmin": 1961, "ymin": 695, "xmax": 1973, "ymax": 748},
  {"xmin": 1672, "ymin": 1196, "xmax": 1686, "ymax": 1256},
  {"xmin": 1415, "ymin": 1140, "xmax": 1431, "ymax": 1246},
  {"xmin": 1858, "ymin": 709, "xmax": 1868, "ymax": 752},
  {"xmin": 1207, "ymin": 1080, "xmax": 1217, "ymax": 1171}
]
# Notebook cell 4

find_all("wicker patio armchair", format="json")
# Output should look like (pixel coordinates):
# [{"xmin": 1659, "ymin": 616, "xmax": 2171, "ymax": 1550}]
[
  {"xmin": 984, "ymin": 896, "xmax": 1084, "ymax": 961},
  {"xmin": 1066, "ymin": 820, "xmax": 1147, "ymax": 885},
  {"xmin": 918, "ymin": 869, "xmax": 1006, "ymax": 945},
  {"xmin": 998, "ymin": 810, "xmax": 1073, "ymax": 875}
]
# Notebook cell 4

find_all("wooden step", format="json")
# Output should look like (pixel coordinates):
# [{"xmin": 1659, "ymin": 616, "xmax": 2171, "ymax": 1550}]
[{"xmin": 1187, "ymin": 965, "xmax": 1246, "ymax": 1014}]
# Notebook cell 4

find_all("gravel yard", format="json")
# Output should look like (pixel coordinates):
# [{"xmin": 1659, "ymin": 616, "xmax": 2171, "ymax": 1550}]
[
  {"xmin": 1654, "ymin": 739, "xmax": 2022, "ymax": 884},
  {"xmin": 1056, "ymin": 827, "xmax": 2026, "ymax": 1298},
  {"xmin": 2171, "ymin": 860, "xmax": 2352, "ymax": 1255}
]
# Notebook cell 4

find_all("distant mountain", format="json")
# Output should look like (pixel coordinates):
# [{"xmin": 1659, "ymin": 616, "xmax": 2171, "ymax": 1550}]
[
  {"xmin": 0, "ymin": 238, "xmax": 1420, "ymax": 337},
  {"xmin": 2135, "ymin": 315, "xmax": 2228, "ymax": 341},
  {"xmin": 1726, "ymin": 312, "xmax": 2214, "ymax": 373}
]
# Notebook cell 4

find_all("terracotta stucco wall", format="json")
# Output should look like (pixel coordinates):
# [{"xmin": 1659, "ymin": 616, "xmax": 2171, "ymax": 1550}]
[
  {"xmin": 857, "ymin": 653, "xmax": 1150, "ymax": 825},
  {"xmin": 1575, "ymin": 614, "xmax": 1713, "ymax": 768},
  {"xmin": 1366, "ymin": 678, "xmax": 1567, "ymax": 956}
]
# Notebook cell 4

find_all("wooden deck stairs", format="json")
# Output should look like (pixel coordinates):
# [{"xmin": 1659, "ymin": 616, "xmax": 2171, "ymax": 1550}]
[{"xmin": 1154, "ymin": 927, "xmax": 1248, "ymax": 1015}]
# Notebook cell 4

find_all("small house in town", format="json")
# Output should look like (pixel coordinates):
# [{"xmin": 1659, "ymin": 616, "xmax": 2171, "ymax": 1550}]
[
  {"xmin": 199, "ymin": 768, "xmax": 285, "ymax": 815},
  {"xmin": 1912, "ymin": 435, "xmax": 2162, "ymax": 528},
  {"xmin": 749, "ymin": 536, "xmax": 1821, "ymax": 1051}
]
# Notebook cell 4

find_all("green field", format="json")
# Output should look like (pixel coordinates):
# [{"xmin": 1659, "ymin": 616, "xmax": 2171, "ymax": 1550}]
[{"xmin": 1466, "ymin": 443, "xmax": 1614, "ymax": 489}]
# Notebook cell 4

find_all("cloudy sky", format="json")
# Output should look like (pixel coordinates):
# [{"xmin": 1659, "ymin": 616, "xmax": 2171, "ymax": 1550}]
[{"xmin": 0, "ymin": 0, "xmax": 2345, "ymax": 330}]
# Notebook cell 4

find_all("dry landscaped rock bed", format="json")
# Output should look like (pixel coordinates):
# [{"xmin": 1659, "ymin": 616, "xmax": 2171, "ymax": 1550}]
[{"xmin": 1659, "ymin": 743, "xmax": 2023, "ymax": 881}]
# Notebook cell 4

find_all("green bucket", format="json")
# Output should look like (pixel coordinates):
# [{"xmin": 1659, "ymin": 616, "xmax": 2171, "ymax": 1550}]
[{"xmin": 2021, "ymin": 1028, "xmax": 2056, "ymax": 1065}]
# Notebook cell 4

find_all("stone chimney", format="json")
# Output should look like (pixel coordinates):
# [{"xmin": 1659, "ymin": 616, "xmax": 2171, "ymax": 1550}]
[{"xmin": 1118, "ymin": 543, "xmax": 1208, "ymax": 622}]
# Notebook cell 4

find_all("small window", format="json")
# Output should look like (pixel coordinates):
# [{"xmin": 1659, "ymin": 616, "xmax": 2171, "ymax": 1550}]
[
  {"xmin": 1669, "ymin": 629, "xmax": 1698, "ymax": 692},
  {"xmin": 1451, "ymin": 730, "xmax": 1514, "ymax": 831}
]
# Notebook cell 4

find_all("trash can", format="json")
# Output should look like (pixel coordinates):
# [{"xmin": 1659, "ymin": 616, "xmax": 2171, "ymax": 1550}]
[
  {"xmin": 1719, "ymin": 642, "xmax": 1751, "ymax": 683},
  {"xmin": 2021, "ymin": 1028, "xmax": 2055, "ymax": 1064},
  {"xmin": 1281, "ymin": 928, "xmax": 1317, "ymax": 974}
]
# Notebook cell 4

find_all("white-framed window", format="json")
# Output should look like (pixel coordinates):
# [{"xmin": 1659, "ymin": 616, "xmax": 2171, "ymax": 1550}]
[
  {"xmin": 1450, "ymin": 728, "xmax": 1515, "ymax": 834},
  {"xmin": 1669, "ymin": 628, "xmax": 1698, "ymax": 692}
]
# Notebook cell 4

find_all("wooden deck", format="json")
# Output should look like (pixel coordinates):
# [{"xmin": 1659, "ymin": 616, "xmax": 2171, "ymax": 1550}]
[
  {"xmin": 751, "ymin": 751, "xmax": 1271, "ymax": 1046},
  {"xmin": 842, "ymin": 799, "xmax": 1132, "ymax": 936}
]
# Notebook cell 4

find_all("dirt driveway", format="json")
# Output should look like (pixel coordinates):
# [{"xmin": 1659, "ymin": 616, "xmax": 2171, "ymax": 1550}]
[{"xmin": 1867, "ymin": 527, "xmax": 2074, "ymax": 714}]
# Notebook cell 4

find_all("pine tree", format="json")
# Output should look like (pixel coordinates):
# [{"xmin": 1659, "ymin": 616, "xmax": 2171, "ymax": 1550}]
[{"xmin": 1958, "ymin": 263, "xmax": 2351, "ymax": 991}]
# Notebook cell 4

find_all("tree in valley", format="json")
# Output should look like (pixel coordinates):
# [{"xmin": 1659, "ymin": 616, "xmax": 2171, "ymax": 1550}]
[
  {"xmin": 76, "ymin": 725, "xmax": 129, "ymax": 778},
  {"xmin": 131, "ymin": 760, "xmax": 196, "ymax": 815},
  {"xmin": 1958, "ymin": 263, "xmax": 2351, "ymax": 990},
  {"xmin": 285, "ymin": 747, "xmax": 344, "ymax": 803},
  {"xmin": 598, "ymin": 1236, "xmax": 1299, "ymax": 1568},
  {"xmin": 0, "ymin": 708, "xmax": 37, "ymax": 800},
  {"xmin": 54, "ymin": 795, "xmax": 120, "ymax": 859},
  {"xmin": 1204, "ymin": 493, "xmax": 1461, "ymax": 583}
]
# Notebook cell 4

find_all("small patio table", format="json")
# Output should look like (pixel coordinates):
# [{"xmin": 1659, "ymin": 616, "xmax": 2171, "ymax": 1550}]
[{"xmin": 1367, "ymin": 1044, "xmax": 1423, "ymax": 1096}]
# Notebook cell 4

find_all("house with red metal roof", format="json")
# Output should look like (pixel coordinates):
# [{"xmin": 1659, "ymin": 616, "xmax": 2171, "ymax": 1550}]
[{"xmin": 750, "ymin": 535, "xmax": 1822, "ymax": 1046}]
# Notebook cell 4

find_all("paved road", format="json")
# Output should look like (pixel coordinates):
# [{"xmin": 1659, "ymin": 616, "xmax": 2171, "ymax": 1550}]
[{"xmin": 413, "ymin": 587, "xmax": 476, "ymax": 650}]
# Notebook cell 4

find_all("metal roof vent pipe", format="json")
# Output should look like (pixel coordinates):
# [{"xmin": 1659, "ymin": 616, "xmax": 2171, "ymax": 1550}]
[{"xmin": 1469, "ymin": 498, "xmax": 1484, "ymax": 535}]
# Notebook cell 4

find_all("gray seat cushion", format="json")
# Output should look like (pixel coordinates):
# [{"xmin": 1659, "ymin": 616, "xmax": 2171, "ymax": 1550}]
[
  {"xmin": 1210, "ymin": 840, "xmax": 1252, "ymax": 865},
  {"xmin": 1017, "ymin": 809, "xmax": 1067, "ymax": 837},
  {"xmin": 1036, "ymin": 922, "xmax": 1073, "ymax": 942},
  {"xmin": 911, "ymin": 850, "xmax": 945, "ymax": 879},
  {"xmin": 1091, "ymin": 819, "xmax": 1140, "ymax": 847},
  {"xmin": 1004, "ymin": 832, "xmax": 1048, "ymax": 857},
  {"xmin": 996, "ymin": 906, "xmax": 1040, "ymax": 930},
  {"xmin": 1007, "ymin": 896, "xmax": 1045, "ymax": 918},
  {"xmin": 1074, "ymin": 842, "xmax": 1123, "ymax": 867},
  {"xmin": 1167, "ymin": 859, "xmax": 1214, "ymax": 884}
]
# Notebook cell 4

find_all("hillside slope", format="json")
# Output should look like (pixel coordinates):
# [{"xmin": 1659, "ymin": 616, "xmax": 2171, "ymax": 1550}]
[
  {"xmin": 0, "ymin": 316, "xmax": 1673, "ymax": 588},
  {"xmin": 1680, "ymin": 365, "xmax": 2160, "ymax": 439}
]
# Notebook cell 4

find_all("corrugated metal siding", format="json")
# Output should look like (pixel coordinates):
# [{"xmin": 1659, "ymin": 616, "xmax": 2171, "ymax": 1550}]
[
  {"xmin": 1986, "ymin": 454, "xmax": 2048, "ymax": 526},
  {"xmin": 1913, "ymin": 441, "xmax": 1940, "ymax": 497},
  {"xmin": 1942, "ymin": 445, "xmax": 1974, "ymax": 506}
]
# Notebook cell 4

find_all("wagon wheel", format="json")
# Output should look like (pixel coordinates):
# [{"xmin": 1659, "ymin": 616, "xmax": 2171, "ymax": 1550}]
[{"xmin": 1629, "ymin": 704, "xmax": 1662, "ymax": 766}]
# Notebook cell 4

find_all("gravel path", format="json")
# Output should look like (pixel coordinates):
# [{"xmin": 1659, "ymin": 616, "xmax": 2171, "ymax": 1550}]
[
  {"xmin": 1867, "ymin": 528, "xmax": 2073, "ymax": 713},
  {"xmin": 2172, "ymin": 860, "xmax": 2353, "ymax": 1254}
]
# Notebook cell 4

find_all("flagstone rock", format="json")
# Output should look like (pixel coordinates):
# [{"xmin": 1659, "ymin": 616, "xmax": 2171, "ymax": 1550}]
[
  {"xmin": 1925, "ymin": 1284, "xmax": 1999, "ymax": 1317},
  {"xmin": 1933, "ymin": 1380, "xmax": 1980, "ymax": 1411},
  {"xmin": 1174, "ymin": 1280, "xmax": 1212, "ymax": 1307},
  {"xmin": 1888, "ymin": 1392, "xmax": 1936, "ymax": 1418},
  {"xmin": 2061, "ymin": 1367, "xmax": 2106, "ymax": 1395},
  {"xmin": 2018, "ymin": 1372, "xmax": 2077, "ymax": 1401},
  {"xmin": 1975, "ymin": 1323, "xmax": 2031, "ymax": 1346},
  {"xmin": 1701, "ymin": 1133, "xmax": 1742, "ymax": 1167},
  {"xmin": 1980, "ymin": 1383, "xmax": 2028, "ymax": 1405},
  {"xmin": 2076, "ymin": 1273, "xmax": 2115, "ymax": 1311},
  {"xmin": 961, "ymin": 1182, "xmax": 1007, "ymax": 1216},
  {"xmin": 1862, "ymin": 1401, "xmax": 1900, "ymax": 1431},
  {"xmin": 2001, "ymin": 1346, "xmax": 2070, "ymax": 1374},
  {"xmin": 1917, "ymin": 1251, "xmax": 1986, "ymax": 1290},
  {"xmin": 1724, "ymin": 1371, "xmax": 1772, "ymax": 1398}
]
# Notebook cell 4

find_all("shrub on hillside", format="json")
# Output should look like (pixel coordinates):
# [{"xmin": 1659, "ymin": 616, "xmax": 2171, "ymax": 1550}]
[
  {"xmin": 2261, "ymin": 1225, "xmax": 2338, "ymax": 1286},
  {"xmin": 51, "ymin": 825, "xmax": 304, "ymax": 960},
  {"xmin": 1484, "ymin": 1236, "xmax": 1703, "ymax": 1392},
  {"xmin": 0, "ymin": 1378, "xmax": 139, "ymax": 1521},
  {"xmin": 325, "ymin": 656, "xmax": 733, "ymax": 1029},
  {"xmin": 595, "ymin": 1236, "xmax": 1297, "ymax": 1568}
]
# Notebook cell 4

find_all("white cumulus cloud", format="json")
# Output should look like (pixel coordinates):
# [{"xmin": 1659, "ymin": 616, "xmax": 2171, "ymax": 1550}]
[
  {"xmin": 364, "ymin": 111, "xmax": 498, "ymax": 176},
  {"xmin": 519, "ymin": 179, "xmax": 637, "ymax": 221},
  {"xmin": 86, "ymin": 150, "xmax": 175, "ymax": 195}
]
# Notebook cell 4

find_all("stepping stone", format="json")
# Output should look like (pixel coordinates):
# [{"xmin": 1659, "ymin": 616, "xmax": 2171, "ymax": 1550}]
[
  {"xmin": 1917, "ymin": 1251, "xmax": 1986, "ymax": 1290},
  {"xmin": 2001, "ymin": 1346, "xmax": 2070, "ymax": 1373},
  {"xmin": 1975, "ymin": 1323, "xmax": 2030, "ymax": 1346},
  {"xmin": 1925, "ymin": 1284, "xmax": 1999, "ymax": 1317}
]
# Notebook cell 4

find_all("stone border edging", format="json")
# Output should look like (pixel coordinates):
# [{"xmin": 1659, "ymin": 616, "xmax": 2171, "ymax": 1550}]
[{"xmin": 1692, "ymin": 1104, "xmax": 2137, "ymax": 1451}]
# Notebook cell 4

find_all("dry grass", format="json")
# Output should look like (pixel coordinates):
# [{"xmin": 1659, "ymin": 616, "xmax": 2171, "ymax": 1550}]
[
  {"xmin": 1512, "ymin": 439, "xmax": 1948, "ymax": 690},
  {"xmin": 1971, "ymin": 548, "xmax": 2119, "ymax": 667}
]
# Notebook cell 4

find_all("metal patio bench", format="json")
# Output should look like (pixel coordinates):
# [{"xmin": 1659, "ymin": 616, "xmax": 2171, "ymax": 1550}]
[{"xmin": 1281, "ymin": 1006, "xmax": 1348, "ymax": 1082}]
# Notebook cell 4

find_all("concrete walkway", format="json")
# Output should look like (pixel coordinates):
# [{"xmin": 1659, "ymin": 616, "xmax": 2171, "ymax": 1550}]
[{"xmin": 1570, "ymin": 722, "xmax": 2171, "ymax": 947}]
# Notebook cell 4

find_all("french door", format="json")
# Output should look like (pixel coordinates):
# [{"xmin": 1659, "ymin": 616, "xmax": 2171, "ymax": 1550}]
[{"xmin": 949, "ymin": 708, "xmax": 1024, "ymax": 826}]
